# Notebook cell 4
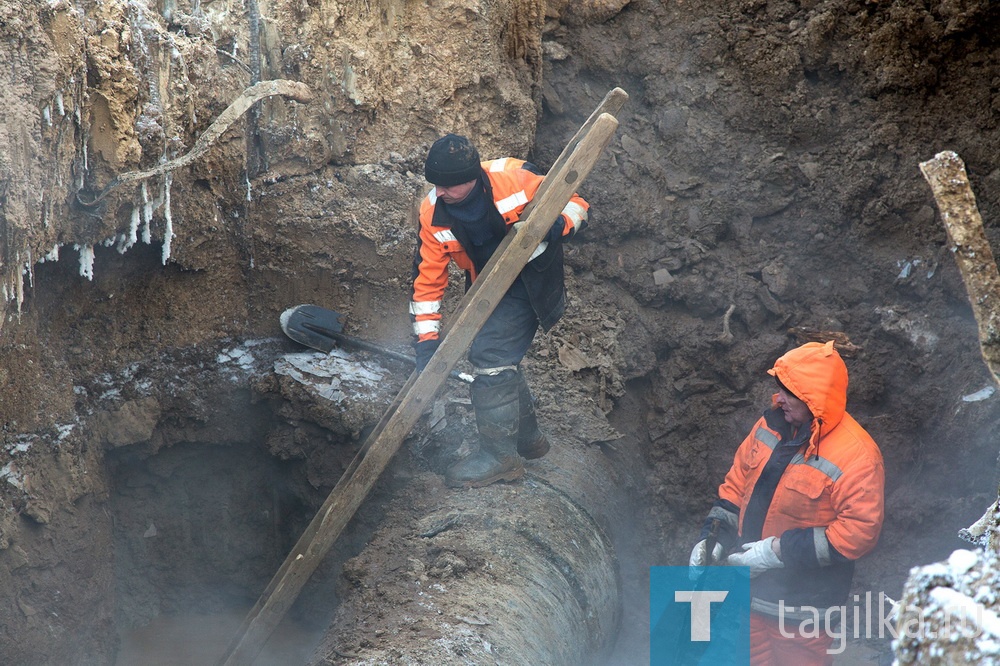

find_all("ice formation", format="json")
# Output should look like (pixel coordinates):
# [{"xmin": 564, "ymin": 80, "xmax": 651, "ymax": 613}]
[{"xmin": 75, "ymin": 244, "xmax": 95, "ymax": 281}]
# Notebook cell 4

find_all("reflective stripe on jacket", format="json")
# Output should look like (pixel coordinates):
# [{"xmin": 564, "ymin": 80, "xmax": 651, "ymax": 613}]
[
  {"xmin": 410, "ymin": 159, "xmax": 588, "ymax": 342},
  {"xmin": 717, "ymin": 341, "xmax": 885, "ymax": 612}
]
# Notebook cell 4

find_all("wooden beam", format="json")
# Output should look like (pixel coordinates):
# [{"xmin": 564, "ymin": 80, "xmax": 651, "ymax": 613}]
[
  {"xmin": 919, "ymin": 150, "xmax": 1000, "ymax": 386},
  {"xmin": 921, "ymin": 151, "xmax": 1000, "ymax": 554},
  {"xmin": 219, "ymin": 95, "xmax": 625, "ymax": 665}
]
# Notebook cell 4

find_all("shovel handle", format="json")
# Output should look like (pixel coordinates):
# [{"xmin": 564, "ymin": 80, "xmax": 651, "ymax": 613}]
[{"xmin": 336, "ymin": 332, "xmax": 474, "ymax": 384}]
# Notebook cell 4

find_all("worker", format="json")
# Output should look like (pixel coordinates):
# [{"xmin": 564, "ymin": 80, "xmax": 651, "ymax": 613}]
[
  {"xmin": 689, "ymin": 341, "xmax": 884, "ymax": 665},
  {"xmin": 410, "ymin": 134, "xmax": 589, "ymax": 488}
]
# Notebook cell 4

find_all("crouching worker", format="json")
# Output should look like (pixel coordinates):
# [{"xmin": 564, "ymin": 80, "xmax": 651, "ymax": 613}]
[
  {"xmin": 409, "ymin": 134, "xmax": 589, "ymax": 488},
  {"xmin": 690, "ymin": 341, "xmax": 884, "ymax": 665}
]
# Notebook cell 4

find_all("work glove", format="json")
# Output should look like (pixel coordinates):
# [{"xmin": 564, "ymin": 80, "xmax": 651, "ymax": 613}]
[
  {"xmin": 513, "ymin": 217, "xmax": 565, "ymax": 262},
  {"xmin": 512, "ymin": 217, "xmax": 566, "ymax": 242},
  {"xmin": 414, "ymin": 339, "xmax": 440, "ymax": 373},
  {"xmin": 689, "ymin": 539, "xmax": 725, "ymax": 567},
  {"xmin": 726, "ymin": 536, "xmax": 784, "ymax": 578}
]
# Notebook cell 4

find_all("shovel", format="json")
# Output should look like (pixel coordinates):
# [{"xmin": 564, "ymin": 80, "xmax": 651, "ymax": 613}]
[{"xmin": 280, "ymin": 304, "xmax": 474, "ymax": 383}]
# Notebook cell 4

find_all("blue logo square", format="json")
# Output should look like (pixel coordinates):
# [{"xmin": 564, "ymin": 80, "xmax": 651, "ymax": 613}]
[{"xmin": 650, "ymin": 566, "xmax": 750, "ymax": 666}]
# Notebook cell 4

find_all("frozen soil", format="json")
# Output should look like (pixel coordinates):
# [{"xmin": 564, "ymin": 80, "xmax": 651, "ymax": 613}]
[{"xmin": 2, "ymin": 0, "xmax": 1000, "ymax": 663}]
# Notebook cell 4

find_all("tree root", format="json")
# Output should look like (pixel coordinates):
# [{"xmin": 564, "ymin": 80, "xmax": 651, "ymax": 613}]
[{"xmin": 76, "ymin": 79, "xmax": 313, "ymax": 206}]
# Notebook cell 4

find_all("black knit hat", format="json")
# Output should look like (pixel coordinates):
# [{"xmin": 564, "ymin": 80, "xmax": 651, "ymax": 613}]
[{"xmin": 424, "ymin": 134, "xmax": 481, "ymax": 186}]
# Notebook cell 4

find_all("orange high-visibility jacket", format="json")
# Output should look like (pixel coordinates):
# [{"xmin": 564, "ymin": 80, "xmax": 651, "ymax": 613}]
[
  {"xmin": 410, "ymin": 159, "xmax": 588, "ymax": 343},
  {"xmin": 716, "ymin": 341, "xmax": 885, "ymax": 615}
]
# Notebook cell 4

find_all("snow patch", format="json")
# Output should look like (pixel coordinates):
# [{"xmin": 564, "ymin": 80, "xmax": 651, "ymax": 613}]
[
  {"xmin": 1, "ymin": 463, "xmax": 24, "ymax": 489},
  {"xmin": 274, "ymin": 350, "xmax": 385, "ymax": 404},
  {"xmin": 962, "ymin": 386, "xmax": 995, "ymax": 402}
]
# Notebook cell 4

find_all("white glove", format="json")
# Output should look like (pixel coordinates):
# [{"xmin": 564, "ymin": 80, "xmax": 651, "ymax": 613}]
[
  {"xmin": 689, "ymin": 539, "xmax": 725, "ymax": 567},
  {"xmin": 726, "ymin": 536, "xmax": 784, "ymax": 578},
  {"xmin": 511, "ymin": 221, "xmax": 548, "ymax": 261}
]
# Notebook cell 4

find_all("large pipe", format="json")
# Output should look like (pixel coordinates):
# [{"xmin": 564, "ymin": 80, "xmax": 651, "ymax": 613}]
[{"xmin": 305, "ymin": 429, "xmax": 642, "ymax": 664}]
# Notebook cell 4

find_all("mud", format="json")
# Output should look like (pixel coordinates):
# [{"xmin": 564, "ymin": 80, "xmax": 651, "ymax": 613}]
[{"xmin": 1, "ymin": 0, "xmax": 1000, "ymax": 664}]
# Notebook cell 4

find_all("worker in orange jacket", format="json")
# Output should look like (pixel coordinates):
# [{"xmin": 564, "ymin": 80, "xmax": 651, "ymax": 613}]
[
  {"xmin": 410, "ymin": 134, "xmax": 588, "ymax": 488},
  {"xmin": 690, "ymin": 341, "xmax": 885, "ymax": 665}
]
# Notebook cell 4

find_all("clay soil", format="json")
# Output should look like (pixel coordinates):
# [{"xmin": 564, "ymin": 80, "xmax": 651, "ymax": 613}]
[{"xmin": 3, "ymin": 0, "xmax": 1000, "ymax": 664}]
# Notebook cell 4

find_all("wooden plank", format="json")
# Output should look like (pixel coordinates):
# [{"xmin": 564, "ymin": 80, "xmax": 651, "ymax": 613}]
[
  {"xmin": 920, "ymin": 150, "xmax": 1000, "ymax": 385},
  {"xmin": 219, "ymin": 109, "xmax": 622, "ymax": 666}
]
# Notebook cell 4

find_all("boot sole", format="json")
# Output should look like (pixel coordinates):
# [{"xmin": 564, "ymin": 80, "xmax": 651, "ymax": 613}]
[
  {"xmin": 449, "ymin": 465, "xmax": 525, "ymax": 489},
  {"xmin": 518, "ymin": 437, "xmax": 550, "ymax": 460},
  {"xmin": 518, "ymin": 444, "xmax": 550, "ymax": 460}
]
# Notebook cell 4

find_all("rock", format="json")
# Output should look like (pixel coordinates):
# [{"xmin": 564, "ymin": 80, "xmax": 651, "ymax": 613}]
[
  {"xmin": 90, "ymin": 397, "xmax": 162, "ymax": 449},
  {"xmin": 798, "ymin": 161, "xmax": 820, "ymax": 181},
  {"xmin": 761, "ymin": 260, "xmax": 789, "ymax": 297},
  {"xmin": 653, "ymin": 268, "xmax": 674, "ymax": 286},
  {"xmin": 558, "ymin": 344, "xmax": 593, "ymax": 372}
]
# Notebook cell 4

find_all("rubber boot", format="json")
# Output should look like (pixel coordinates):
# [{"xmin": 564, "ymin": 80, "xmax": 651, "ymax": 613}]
[
  {"xmin": 516, "ymin": 370, "xmax": 550, "ymax": 460},
  {"xmin": 445, "ymin": 374, "xmax": 525, "ymax": 488}
]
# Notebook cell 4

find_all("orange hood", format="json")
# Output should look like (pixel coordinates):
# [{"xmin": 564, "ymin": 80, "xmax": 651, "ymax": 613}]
[{"xmin": 767, "ymin": 340, "xmax": 848, "ymax": 456}]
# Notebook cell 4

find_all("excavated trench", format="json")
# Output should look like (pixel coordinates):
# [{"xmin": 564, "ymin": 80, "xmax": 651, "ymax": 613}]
[
  {"xmin": 97, "ymin": 384, "xmax": 307, "ymax": 662},
  {"xmin": 108, "ymin": 440, "xmax": 320, "ymax": 665},
  {"xmin": 92, "ymin": 346, "xmax": 644, "ymax": 666},
  {"xmin": 0, "ymin": 227, "xmax": 648, "ymax": 665},
  {"xmin": 96, "ymin": 367, "xmax": 385, "ymax": 664},
  {"xmin": 14, "ymin": 337, "xmax": 997, "ymax": 666},
  {"xmin": 10, "ymin": 220, "xmax": 996, "ymax": 666},
  {"xmin": 20, "ymin": 231, "xmax": 646, "ymax": 664}
]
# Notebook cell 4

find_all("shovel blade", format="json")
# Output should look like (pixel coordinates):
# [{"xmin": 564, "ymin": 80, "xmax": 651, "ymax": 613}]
[{"xmin": 280, "ymin": 304, "xmax": 346, "ymax": 353}]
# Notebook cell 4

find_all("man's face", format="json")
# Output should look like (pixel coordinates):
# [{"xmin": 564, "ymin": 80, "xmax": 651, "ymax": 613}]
[
  {"xmin": 775, "ymin": 385, "xmax": 813, "ymax": 427},
  {"xmin": 436, "ymin": 179, "xmax": 477, "ymax": 204}
]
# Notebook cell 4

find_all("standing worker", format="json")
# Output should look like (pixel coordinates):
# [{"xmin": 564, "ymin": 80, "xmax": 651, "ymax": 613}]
[
  {"xmin": 689, "ymin": 341, "xmax": 884, "ymax": 665},
  {"xmin": 410, "ymin": 134, "xmax": 589, "ymax": 488}
]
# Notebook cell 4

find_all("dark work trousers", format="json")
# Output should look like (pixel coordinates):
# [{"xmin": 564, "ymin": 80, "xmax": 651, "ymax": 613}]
[{"xmin": 468, "ymin": 278, "xmax": 538, "ymax": 383}]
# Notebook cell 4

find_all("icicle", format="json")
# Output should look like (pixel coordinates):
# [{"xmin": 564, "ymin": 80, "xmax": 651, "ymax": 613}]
[
  {"xmin": 24, "ymin": 249, "xmax": 33, "ymax": 289},
  {"xmin": 56, "ymin": 92, "xmax": 65, "ymax": 116},
  {"xmin": 75, "ymin": 244, "xmax": 95, "ymax": 281},
  {"xmin": 43, "ymin": 245, "xmax": 60, "ymax": 262},
  {"xmin": 141, "ymin": 181, "xmax": 153, "ymax": 243},
  {"xmin": 246, "ymin": 172, "xmax": 252, "ymax": 201},
  {"xmin": 43, "ymin": 106, "xmax": 51, "ymax": 126},
  {"xmin": 161, "ymin": 173, "xmax": 174, "ymax": 264},
  {"xmin": 119, "ymin": 206, "xmax": 140, "ymax": 254}
]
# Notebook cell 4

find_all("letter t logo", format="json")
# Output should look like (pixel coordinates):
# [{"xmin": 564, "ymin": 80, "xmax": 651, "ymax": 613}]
[{"xmin": 675, "ymin": 590, "xmax": 729, "ymax": 641}]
